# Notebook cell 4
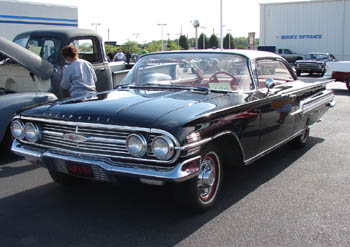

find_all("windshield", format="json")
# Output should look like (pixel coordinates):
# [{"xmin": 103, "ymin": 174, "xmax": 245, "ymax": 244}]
[
  {"xmin": 121, "ymin": 52, "xmax": 254, "ymax": 92},
  {"xmin": 305, "ymin": 54, "xmax": 329, "ymax": 61}
]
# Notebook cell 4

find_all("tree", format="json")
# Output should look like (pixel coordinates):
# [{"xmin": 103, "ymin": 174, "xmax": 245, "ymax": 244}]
[
  {"xmin": 147, "ymin": 41, "xmax": 162, "ymax": 52},
  {"xmin": 209, "ymin": 34, "xmax": 218, "ymax": 49},
  {"xmin": 179, "ymin": 35, "xmax": 189, "ymax": 50},
  {"xmin": 167, "ymin": 40, "xmax": 181, "ymax": 51},
  {"xmin": 198, "ymin": 33, "xmax": 209, "ymax": 49},
  {"xmin": 120, "ymin": 41, "xmax": 139, "ymax": 54},
  {"xmin": 223, "ymin": 33, "xmax": 234, "ymax": 49}
]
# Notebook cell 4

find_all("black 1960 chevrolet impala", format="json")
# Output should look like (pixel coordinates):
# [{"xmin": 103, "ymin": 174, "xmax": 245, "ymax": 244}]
[{"xmin": 11, "ymin": 50, "xmax": 335, "ymax": 212}]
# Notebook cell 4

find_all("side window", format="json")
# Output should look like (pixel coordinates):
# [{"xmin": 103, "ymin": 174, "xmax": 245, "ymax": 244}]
[
  {"xmin": 255, "ymin": 59, "xmax": 294, "ymax": 89},
  {"xmin": 70, "ymin": 38, "xmax": 101, "ymax": 63},
  {"xmin": 26, "ymin": 39, "xmax": 41, "ymax": 56},
  {"xmin": 278, "ymin": 49, "xmax": 282, "ymax": 54}
]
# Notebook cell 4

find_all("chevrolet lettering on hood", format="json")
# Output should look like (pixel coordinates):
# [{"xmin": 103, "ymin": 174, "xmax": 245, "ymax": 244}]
[{"xmin": 10, "ymin": 50, "xmax": 335, "ymax": 213}]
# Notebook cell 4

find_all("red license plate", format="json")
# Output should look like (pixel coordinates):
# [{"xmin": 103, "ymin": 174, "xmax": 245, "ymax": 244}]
[{"xmin": 66, "ymin": 162, "xmax": 93, "ymax": 177}]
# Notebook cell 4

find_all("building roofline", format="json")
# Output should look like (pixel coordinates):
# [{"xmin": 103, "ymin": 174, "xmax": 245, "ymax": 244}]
[
  {"xmin": 0, "ymin": 0, "xmax": 77, "ymax": 9},
  {"xmin": 259, "ymin": 0, "xmax": 349, "ymax": 6}
]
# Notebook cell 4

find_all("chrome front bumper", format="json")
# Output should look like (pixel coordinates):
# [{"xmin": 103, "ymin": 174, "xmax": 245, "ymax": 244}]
[{"xmin": 11, "ymin": 139, "xmax": 201, "ymax": 183}]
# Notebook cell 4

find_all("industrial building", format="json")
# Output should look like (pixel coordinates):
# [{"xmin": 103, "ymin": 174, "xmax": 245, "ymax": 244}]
[
  {"xmin": 0, "ymin": 0, "xmax": 78, "ymax": 41},
  {"xmin": 260, "ymin": 0, "xmax": 350, "ymax": 60}
]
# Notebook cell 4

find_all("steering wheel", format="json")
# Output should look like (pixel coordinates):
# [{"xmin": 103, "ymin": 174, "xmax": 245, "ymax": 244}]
[{"xmin": 209, "ymin": 71, "xmax": 238, "ymax": 88}]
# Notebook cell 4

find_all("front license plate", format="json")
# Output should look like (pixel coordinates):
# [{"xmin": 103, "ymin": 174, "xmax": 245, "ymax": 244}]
[{"xmin": 66, "ymin": 162, "xmax": 93, "ymax": 178}]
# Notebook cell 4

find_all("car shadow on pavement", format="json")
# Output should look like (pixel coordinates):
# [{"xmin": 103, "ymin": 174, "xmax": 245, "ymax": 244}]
[
  {"xmin": 331, "ymin": 88, "xmax": 349, "ymax": 96},
  {"xmin": 0, "ymin": 136, "xmax": 324, "ymax": 247}
]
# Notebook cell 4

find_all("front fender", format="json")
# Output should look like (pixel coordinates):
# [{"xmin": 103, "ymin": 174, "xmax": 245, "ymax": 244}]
[{"xmin": 0, "ymin": 92, "xmax": 57, "ymax": 141}]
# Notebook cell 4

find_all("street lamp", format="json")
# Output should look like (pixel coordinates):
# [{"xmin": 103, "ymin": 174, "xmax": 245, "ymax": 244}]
[
  {"xmin": 175, "ymin": 33, "xmax": 180, "ymax": 47},
  {"xmin": 220, "ymin": 0, "xmax": 223, "ymax": 50},
  {"xmin": 133, "ymin": 33, "xmax": 139, "ymax": 43},
  {"xmin": 227, "ymin": 28, "xmax": 232, "ymax": 49},
  {"xmin": 91, "ymin": 23, "xmax": 101, "ymax": 32},
  {"xmin": 157, "ymin": 23, "xmax": 167, "ymax": 51},
  {"xmin": 192, "ymin": 20, "xmax": 200, "ymax": 50},
  {"xmin": 201, "ymin": 26, "xmax": 207, "ymax": 49}
]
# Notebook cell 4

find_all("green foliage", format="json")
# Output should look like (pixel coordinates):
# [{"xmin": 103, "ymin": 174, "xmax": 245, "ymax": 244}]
[
  {"xmin": 223, "ymin": 33, "xmax": 234, "ymax": 49},
  {"xmin": 209, "ymin": 34, "xmax": 218, "ymax": 49},
  {"xmin": 198, "ymin": 33, "xmax": 209, "ymax": 49},
  {"xmin": 230, "ymin": 37, "xmax": 259, "ymax": 49},
  {"xmin": 147, "ymin": 41, "xmax": 162, "ymax": 52},
  {"xmin": 104, "ymin": 44, "xmax": 118, "ymax": 55},
  {"xmin": 167, "ymin": 41, "xmax": 181, "ymax": 51},
  {"xmin": 79, "ymin": 43, "xmax": 93, "ymax": 52},
  {"xmin": 179, "ymin": 35, "xmax": 189, "ymax": 50},
  {"xmin": 121, "ymin": 41, "xmax": 139, "ymax": 54}
]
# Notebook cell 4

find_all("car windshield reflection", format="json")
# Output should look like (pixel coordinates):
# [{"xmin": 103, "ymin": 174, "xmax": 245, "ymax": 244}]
[{"xmin": 121, "ymin": 52, "xmax": 254, "ymax": 92}]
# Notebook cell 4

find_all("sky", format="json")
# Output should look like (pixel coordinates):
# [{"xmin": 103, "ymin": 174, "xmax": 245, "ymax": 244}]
[{"xmin": 18, "ymin": 0, "xmax": 303, "ymax": 44}]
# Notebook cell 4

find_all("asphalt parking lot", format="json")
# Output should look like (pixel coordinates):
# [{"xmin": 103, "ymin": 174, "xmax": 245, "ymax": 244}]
[{"xmin": 0, "ymin": 79, "xmax": 349, "ymax": 247}]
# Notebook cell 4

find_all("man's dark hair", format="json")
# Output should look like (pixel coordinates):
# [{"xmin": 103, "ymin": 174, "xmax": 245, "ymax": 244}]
[{"xmin": 61, "ymin": 45, "xmax": 78, "ymax": 58}]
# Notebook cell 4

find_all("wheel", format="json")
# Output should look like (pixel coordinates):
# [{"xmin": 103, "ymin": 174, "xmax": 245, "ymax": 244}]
[
  {"xmin": 346, "ymin": 78, "xmax": 350, "ymax": 92},
  {"xmin": 296, "ymin": 70, "xmax": 301, "ymax": 76},
  {"xmin": 48, "ymin": 168, "xmax": 83, "ymax": 186},
  {"xmin": 173, "ymin": 144, "xmax": 223, "ymax": 212},
  {"xmin": 288, "ymin": 128, "xmax": 310, "ymax": 149}
]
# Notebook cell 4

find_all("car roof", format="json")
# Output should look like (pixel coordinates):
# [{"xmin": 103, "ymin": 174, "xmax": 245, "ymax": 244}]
[
  {"xmin": 13, "ymin": 28, "xmax": 102, "ymax": 41},
  {"xmin": 144, "ymin": 49, "xmax": 281, "ymax": 60}
]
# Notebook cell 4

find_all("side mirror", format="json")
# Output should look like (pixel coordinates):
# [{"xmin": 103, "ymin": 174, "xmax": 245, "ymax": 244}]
[
  {"xmin": 266, "ymin": 78, "xmax": 276, "ymax": 89},
  {"xmin": 265, "ymin": 78, "xmax": 276, "ymax": 95}
]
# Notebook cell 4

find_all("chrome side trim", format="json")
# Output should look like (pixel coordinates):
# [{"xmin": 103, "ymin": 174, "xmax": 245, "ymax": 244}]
[
  {"xmin": 11, "ymin": 139, "xmax": 201, "ymax": 182},
  {"xmin": 291, "ymin": 90, "xmax": 334, "ymax": 116},
  {"xmin": 244, "ymin": 129, "xmax": 305, "ymax": 165}
]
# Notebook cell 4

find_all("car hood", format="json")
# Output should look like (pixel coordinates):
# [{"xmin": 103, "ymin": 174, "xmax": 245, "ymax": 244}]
[
  {"xmin": 20, "ymin": 88, "xmax": 248, "ymax": 129},
  {"xmin": 0, "ymin": 36, "xmax": 54, "ymax": 80}
]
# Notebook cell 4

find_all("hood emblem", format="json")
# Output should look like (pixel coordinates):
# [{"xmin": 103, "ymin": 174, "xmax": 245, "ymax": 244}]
[{"xmin": 63, "ymin": 133, "xmax": 88, "ymax": 143}]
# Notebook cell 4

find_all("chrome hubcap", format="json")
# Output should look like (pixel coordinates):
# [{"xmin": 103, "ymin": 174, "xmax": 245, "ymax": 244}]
[{"xmin": 197, "ymin": 155, "xmax": 217, "ymax": 201}]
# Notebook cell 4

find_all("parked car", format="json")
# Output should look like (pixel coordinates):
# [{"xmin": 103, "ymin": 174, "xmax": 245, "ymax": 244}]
[
  {"xmin": 295, "ymin": 52, "xmax": 336, "ymax": 76},
  {"xmin": 323, "ymin": 61, "xmax": 350, "ymax": 92},
  {"xmin": 257, "ymin": 46, "xmax": 304, "ymax": 65},
  {"xmin": 11, "ymin": 50, "xmax": 335, "ymax": 212},
  {"xmin": 0, "ymin": 29, "xmax": 130, "ymax": 153}
]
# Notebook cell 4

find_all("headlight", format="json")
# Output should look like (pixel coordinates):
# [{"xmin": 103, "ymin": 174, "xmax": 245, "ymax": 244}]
[
  {"xmin": 24, "ymin": 122, "xmax": 40, "ymax": 142},
  {"xmin": 11, "ymin": 120, "xmax": 24, "ymax": 139},
  {"xmin": 151, "ymin": 136, "xmax": 175, "ymax": 160},
  {"xmin": 126, "ymin": 134, "xmax": 147, "ymax": 157}
]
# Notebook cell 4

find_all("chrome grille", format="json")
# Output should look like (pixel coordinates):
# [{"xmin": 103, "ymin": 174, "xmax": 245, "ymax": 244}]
[
  {"xmin": 39, "ymin": 122, "xmax": 130, "ymax": 156},
  {"xmin": 297, "ymin": 63, "xmax": 321, "ymax": 69},
  {"xmin": 17, "ymin": 117, "xmax": 181, "ymax": 164}
]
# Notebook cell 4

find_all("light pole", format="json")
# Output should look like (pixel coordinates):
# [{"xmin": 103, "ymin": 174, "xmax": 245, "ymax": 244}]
[
  {"xmin": 133, "ymin": 33, "xmax": 139, "ymax": 43},
  {"xmin": 175, "ymin": 33, "xmax": 180, "ymax": 47},
  {"xmin": 157, "ymin": 23, "xmax": 167, "ymax": 51},
  {"xmin": 220, "ymin": 0, "xmax": 223, "ymax": 50},
  {"xmin": 227, "ymin": 28, "xmax": 232, "ymax": 49},
  {"xmin": 201, "ymin": 26, "xmax": 207, "ymax": 49},
  {"xmin": 91, "ymin": 23, "xmax": 101, "ymax": 32},
  {"xmin": 192, "ymin": 20, "xmax": 200, "ymax": 50}
]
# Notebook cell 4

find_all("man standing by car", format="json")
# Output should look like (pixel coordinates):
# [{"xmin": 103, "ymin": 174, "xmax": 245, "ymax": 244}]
[{"xmin": 60, "ymin": 45, "xmax": 97, "ymax": 98}]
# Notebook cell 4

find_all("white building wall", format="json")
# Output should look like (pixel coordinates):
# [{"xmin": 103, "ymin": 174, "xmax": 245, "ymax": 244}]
[
  {"xmin": 0, "ymin": 0, "xmax": 78, "ymax": 41},
  {"xmin": 260, "ymin": 0, "xmax": 350, "ymax": 60}
]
